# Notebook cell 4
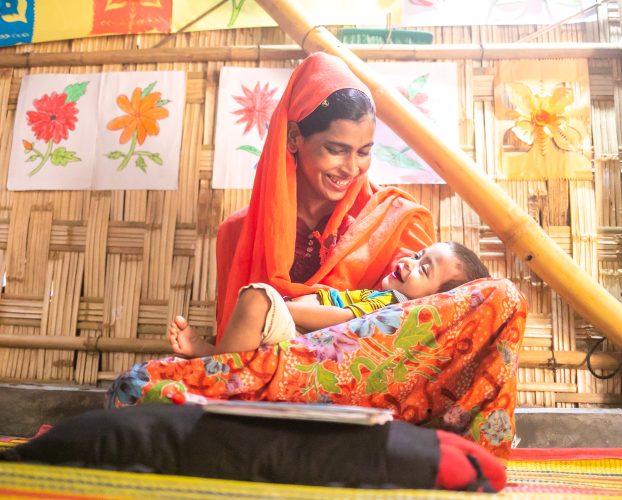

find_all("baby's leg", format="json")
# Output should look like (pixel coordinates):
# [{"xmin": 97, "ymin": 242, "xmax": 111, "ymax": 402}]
[
  {"xmin": 216, "ymin": 288, "xmax": 270, "ymax": 354},
  {"xmin": 168, "ymin": 316, "xmax": 215, "ymax": 357}
]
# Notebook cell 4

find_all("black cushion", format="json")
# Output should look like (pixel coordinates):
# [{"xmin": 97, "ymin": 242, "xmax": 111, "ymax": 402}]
[{"xmin": 1, "ymin": 404, "xmax": 440, "ymax": 489}]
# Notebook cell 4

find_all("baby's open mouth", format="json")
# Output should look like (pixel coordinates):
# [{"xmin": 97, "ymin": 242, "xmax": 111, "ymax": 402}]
[{"xmin": 392, "ymin": 265, "xmax": 404, "ymax": 283}]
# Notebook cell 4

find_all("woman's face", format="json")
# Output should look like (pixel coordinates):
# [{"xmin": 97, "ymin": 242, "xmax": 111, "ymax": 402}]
[{"xmin": 291, "ymin": 115, "xmax": 375, "ymax": 204}]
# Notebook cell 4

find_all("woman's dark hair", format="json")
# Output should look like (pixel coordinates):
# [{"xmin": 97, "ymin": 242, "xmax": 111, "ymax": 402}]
[
  {"xmin": 297, "ymin": 88, "xmax": 375, "ymax": 137},
  {"xmin": 437, "ymin": 241, "xmax": 491, "ymax": 293}
]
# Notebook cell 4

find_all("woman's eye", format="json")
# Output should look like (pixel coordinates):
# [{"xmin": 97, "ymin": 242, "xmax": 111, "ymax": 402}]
[
  {"xmin": 326, "ymin": 147, "xmax": 343, "ymax": 155},
  {"xmin": 358, "ymin": 148, "xmax": 371, "ymax": 157}
]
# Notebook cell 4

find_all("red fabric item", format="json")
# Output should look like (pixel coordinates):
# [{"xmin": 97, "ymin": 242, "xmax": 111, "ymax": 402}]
[
  {"xmin": 436, "ymin": 430, "xmax": 507, "ymax": 492},
  {"xmin": 215, "ymin": 53, "xmax": 435, "ymax": 340},
  {"xmin": 33, "ymin": 424, "xmax": 53, "ymax": 438}
]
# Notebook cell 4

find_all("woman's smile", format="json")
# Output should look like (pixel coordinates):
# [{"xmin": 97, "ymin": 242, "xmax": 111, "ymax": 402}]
[
  {"xmin": 325, "ymin": 173, "xmax": 354, "ymax": 191},
  {"xmin": 294, "ymin": 116, "xmax": 375, "ymax": 206}
]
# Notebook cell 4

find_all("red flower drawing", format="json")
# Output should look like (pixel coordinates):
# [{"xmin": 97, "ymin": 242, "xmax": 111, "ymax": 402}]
[
  {"xmin": 27, "ymin": 92, "xmax": 79, "ymax": 144},
  {"xmin": 231, "ymin": 81, "xmax": 279, "ymax": 140},
  {"xmin": 23, "ymin": 82, "xmax": 87, "ymax": 177}
]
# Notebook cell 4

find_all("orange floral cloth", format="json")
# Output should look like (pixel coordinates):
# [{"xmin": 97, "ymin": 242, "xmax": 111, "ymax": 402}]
[
  {"xmin": 108, "ymin": 278, "xmax": 527, "ymax": 459},
  {"xmin": 215, "ymin": 52, "xmax": 435, "ymax": 341}
]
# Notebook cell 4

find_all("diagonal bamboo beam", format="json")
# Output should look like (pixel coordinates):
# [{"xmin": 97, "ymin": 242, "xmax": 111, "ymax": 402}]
[{"xmin": 256, "ymin": 0, "xmax": 622, "ymax": 346}]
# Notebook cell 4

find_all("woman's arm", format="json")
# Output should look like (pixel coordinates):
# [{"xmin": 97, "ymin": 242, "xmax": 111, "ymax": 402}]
[{"xmin": 286, "ymin": 301, "xmax": 355, "ymax": 331}]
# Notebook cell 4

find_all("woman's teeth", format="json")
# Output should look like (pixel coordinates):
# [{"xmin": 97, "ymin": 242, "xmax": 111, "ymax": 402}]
[{"xmin": 327, "ymin": 174, "xmax": 350, "ymax": 187}]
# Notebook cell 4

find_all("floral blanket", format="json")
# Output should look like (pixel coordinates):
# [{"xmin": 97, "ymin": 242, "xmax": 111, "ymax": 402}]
[{"xmin": 108, "ymin": 278, "xmax": 526, "ymax": 458}]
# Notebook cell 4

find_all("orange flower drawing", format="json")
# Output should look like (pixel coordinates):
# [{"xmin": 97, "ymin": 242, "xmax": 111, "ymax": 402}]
[{"xmin": 107, "ymin": 81, "xmax": 170, "ymax": 171}]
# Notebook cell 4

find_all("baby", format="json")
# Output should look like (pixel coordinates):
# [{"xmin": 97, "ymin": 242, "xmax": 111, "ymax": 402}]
[{"xmin": 169, "ymin": 241, "xmax": 490, "ymax": 357}]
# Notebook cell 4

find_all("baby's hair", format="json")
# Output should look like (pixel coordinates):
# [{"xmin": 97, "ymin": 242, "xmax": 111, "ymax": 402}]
[
  {"xmin": 297, "ymin": 88, "xmax": 375, "ymax": 137},
  {"xmin": 437, "ymin": 241, "xmax": 491, "ymax": 293}
]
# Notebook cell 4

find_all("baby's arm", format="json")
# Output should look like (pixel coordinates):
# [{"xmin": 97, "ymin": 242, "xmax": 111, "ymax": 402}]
[{"xmin": 286, "ymin": 301, "xmax": 355, "ymax": 331}]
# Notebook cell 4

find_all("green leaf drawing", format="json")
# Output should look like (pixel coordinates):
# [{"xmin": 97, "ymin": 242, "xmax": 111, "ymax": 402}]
[
  {"xmin": 156, "ymin": 99, "xmax": 171, "ymax": 107},
  {"xmin": 26, "ymin": 154, "xmax": 38, "ymax": 162},
  {"xmin": 107, "ymin": 151, "xmax": 125, "ymax": 160},
  {"xmin": 136, "ymin": 155, "xmax": 147, "ymax": 172},
  {"xmin": 63, "ymin": 82, "xmax": 89, "ymax": 103},
  {"xmin": 228, "ymin": 0, "xmax": 247, "ymax": 27},
  {"xmin": 316, "ymin": 364, "xmax": 340, "ymax": 393},
  {"xmin": 350, "ymin": 356, "xmax": 376, "ymax": 382},
  {"xmin": 407, "ymin": 74, "xmax": 428, "ymax": 101},
  {"xmin": 394, "ymin": 305, "xmax": 442, "ymax": 351},
  {"xmin": 373, "ymin": 145, "xmax": 425, "ymax": 170},
  {"xmin": 393, "ymin": 358, "xmax": 408, "ymax": 383},
  {"xmin": 237, "ymin": 145, "xmax": 262, "ymax": 156},
  {"xmin": 144, "ymin": 152, "xmax": 163, "ymax": 165},
  {"xmin": 50, "ymin": 147, "xmax": 80, "ymax": 166},
  {"xmin": 294, "ymin": 364, "xmax": 315, "ymax": 373},
  {"xmin": 141, "ymin": 81, "xmax": 157, "ymax": 99},
  {"xmin": 364, "ymin": 358, "xmax": 394, "ymax": 394},
  {"xmin": 469, "ymin": 412, "xmax": 487, "ymax": 442}
]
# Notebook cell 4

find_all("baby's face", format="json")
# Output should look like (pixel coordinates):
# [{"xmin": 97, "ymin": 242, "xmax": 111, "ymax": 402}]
[{"xmin": 381, "ymin": 242, "xmax": 466, "ymax": 299}]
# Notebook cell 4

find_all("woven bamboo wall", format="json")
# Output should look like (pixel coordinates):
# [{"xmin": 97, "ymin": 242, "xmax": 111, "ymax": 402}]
[{"xmin": 0, "ymin": 6, "xmax": 620, "ymax": 407}]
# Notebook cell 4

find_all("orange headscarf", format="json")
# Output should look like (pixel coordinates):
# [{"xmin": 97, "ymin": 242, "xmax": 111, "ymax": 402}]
[{"xmin": 216, "ymin": 52, "xmax": 435, "ymax": 341}]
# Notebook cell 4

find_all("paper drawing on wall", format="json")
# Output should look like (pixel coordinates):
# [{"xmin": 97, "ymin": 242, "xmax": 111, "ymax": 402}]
[
  {"xmin": 23, "ymin": 82, "xmax": 88, "ymax": 176},
  {"xmin": 372, "ymin": 73, "xmax": 431, "ymax": 176},
  {"xmin": 507, "ymin": 82, "xmax": 586, "ymax": 154},
  {"xmin": 494, "ymin": 60, "xmax": 591, "ymax": 180},
  {"xmin": 232, "ymin": 80, "xmax": 279, "ymax": 166},
  {"xmin": 212, "ymin": 66, "xmax": 292, "ymax": 189},
  {"xmin": 106, "ymin": 81, "xmax": 169, "ymax": 172},
  {"xmin": 368, "ymin": 62, "xmax": 458, "ymax": 184},
  {"xmin": 9, "ymin": 70, "xmax": 185, "ymax": 190}
]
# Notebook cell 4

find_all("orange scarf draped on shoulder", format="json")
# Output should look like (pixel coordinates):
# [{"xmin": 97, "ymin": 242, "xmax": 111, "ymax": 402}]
[{"xmin": 216, "ymin": 53, "xmax": 435, "ymax": 341}]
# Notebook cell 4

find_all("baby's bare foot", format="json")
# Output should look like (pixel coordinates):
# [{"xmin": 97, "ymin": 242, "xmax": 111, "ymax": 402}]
[{"xmin": 168, "ymin": 315, "xmax": 214, "ymax": 357}]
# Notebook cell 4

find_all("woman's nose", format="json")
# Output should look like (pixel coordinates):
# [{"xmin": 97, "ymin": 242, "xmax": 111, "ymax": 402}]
[{"xmin": 340, "ymin": 153, "xmax": 360, "ymax": 176}]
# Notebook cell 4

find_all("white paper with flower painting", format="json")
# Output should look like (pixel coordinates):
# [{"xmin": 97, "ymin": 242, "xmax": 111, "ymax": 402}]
[
  {"xmin": 367, "ymin": 62, "xmax": 458, "ymax": 184},
  {"xmin": 8, "ymin": 74, "xmax": 100, "ymax": 190},
  {"xmin": 212, "ymin": 66, "xmax": 293, "ymax": 189},
  {"xmin": 93, "ymin": 71, "xmax": 185, "ymax": 190},
  {"xmin": 8, "ymin": 71, "xmax": 185, "ymax": 190}
]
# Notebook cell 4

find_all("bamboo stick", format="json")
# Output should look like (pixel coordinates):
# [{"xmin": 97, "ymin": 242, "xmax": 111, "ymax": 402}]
[
  {"xmin": 1, "ymin": 44, "xmax": 621, "ymax": 69},
  {"xmin": 0, "ymin": 334, "xmax": 173, "ymax": 353},
  {"xmin": 1, "ymin": 333, "xmax": 620, "ymax": 369},
  {"xmin": 255, "ymin": 0, "xmax": 622, "ymax": 347}
]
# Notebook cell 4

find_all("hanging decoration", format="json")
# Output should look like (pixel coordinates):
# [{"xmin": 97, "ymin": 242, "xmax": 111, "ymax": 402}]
[
  {"xmin": 0, "ymin": 0, "xmax": 399, "ymax": 48},
  {"xmin": 494, "ymin": 59, "xmax": 592, "ymax": 181}
]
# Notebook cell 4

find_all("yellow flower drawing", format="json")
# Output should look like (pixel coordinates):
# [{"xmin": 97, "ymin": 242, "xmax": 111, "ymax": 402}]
[
  {"xmin": 502, "ymin": 81, "xmax": 591, "ymax": 180},
  {"xmin": 506, "ymin": 82, "xmax": 587, "ymax": 154}
]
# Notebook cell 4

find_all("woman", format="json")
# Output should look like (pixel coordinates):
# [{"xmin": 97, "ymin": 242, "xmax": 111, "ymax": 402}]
[
  {"xmin": 215, "ymin": 52, "xmax": 434, "ymax": 341},
  {"xmin": 108, "ymin": 53, "xmax": 526, "ymax": 459}
]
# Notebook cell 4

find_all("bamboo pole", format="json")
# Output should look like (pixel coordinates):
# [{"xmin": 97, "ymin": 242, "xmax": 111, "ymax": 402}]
[
  {"xmin": 1, "ymin": 334, "xmax": 620, "ymax": 370},
  {"xmin": 1, "ymin": 43, "xmax": 621, "ymax": 68},
  {"xmin": 0, "ymin": 334, "xmax": 173, "ymax": 354},
  {"xmin": 256, "ymin": 0, "xmax": 622, "ymax": 346}
]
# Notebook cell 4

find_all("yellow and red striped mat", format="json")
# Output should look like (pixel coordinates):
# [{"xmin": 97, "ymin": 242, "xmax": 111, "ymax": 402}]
[{"xmin": 1, "ymin": 438, "xmax": 621, "ymax": 499}]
